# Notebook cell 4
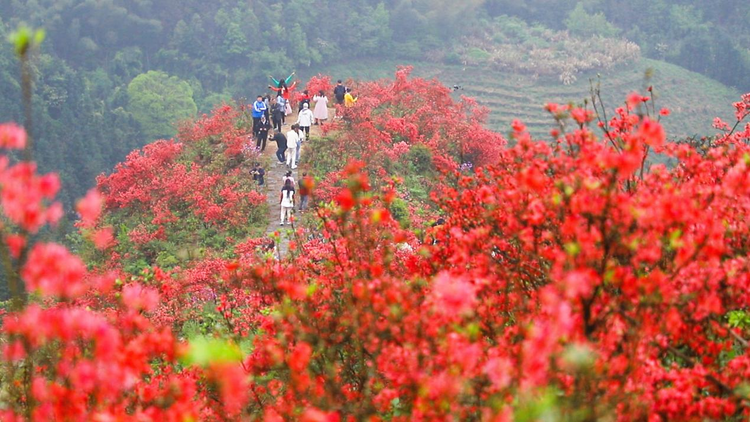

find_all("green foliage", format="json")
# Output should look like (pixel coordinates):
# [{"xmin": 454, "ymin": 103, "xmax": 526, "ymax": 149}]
[
  {"xmin": 389, "ymin": 198, "xmax": 411, "ymax": 229},
  {"xmin": 181, "ymin": 336, "xmax": 244, "ymax": 367},
  {"xmin": 565, "ymin": 3, "xmax": 620, "ymax": 38},
  {"xmin": 7, "ymin": 25, "xmax": 45, "ymax": 56},
  {"xmin": 127, "ymin": 71, "xmax": 197, "ymax": 140},
  {"xmin": 466, "ymin": 47, "xmax": 491, "ymax": 63},
  {"xmin": 727, "ymin": 310, "xmax": 750, "ymax": 330},
  {"xmin": 405, "ymin": 143, "xmax": 434, "ymax": 175}
]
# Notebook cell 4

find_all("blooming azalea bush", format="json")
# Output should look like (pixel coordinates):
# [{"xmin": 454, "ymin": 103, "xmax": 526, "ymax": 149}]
[
  {"xmin": 89, "ymin": 104, "xmax": 267, "ymax": 275},
  {"xmin": 0, "ymin": 123, "xmax": 253, "ymax": 420},
  {"xmin": 305, "ymin": 74, "xmax": 333, "ymax": 98},
  {"xmin": 308, "ymin": 68, "xmax": 505, "ymax": 235},
  {"xmin": 4, "ymin": 60, "xmax": 750, "ymax": 421}
]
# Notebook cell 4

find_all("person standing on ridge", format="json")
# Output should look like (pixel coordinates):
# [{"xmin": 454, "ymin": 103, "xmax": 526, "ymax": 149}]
[
  {"xmin": 269, "ymin": 81, "xmax": 299, "ymax": 113},
  {"xmin": 296, "ymin": 103, "xmax": 314, "ymax": 138},
  {"xmin": 295, "ymin": 122, "xmax": 305, "ymax": 164},
  {"xmin": 270, "ymin": 72, "xmax": 295, "ymax": 89},
  {"xmin": 255, "ymin": 114, "xmax": 271, "ymax": 151},
  {"xmin": 279, "ymin": 179, "xmax": 295, "ymax": 226},
  {"xmin": 263, "ymin": 95, "xmax": 271, "ymax": 120},
  {"xmin": 298, "ymin": 90, "xmax": 311, "ymax": 112},
  {"xmin": 271, "ymin": 96, "xmax": 284, "ymax": 132},
  {"xmin": 333, "ymin": 80, "xmax": 346, "ymax": 106},
  {"xmin": 344, "ymin": 88, "xmax": 357, "ymax": 108},
  {"xmin": 313, "ymin": 90, "xmax": 329, "ymax": 125},
  {"xmin": 252, "ymin": 95, "xmax": 267, "ymax": 137},
  {"xmin": 271, "ymin": 130, "xmax": 287, "ymax": 164},
  {"xmin": 286, "ymin": 124, "xmax": 300, "ymax": 169}
]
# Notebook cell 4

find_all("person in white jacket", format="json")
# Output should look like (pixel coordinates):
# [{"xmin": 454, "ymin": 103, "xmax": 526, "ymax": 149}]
[
  {"xmin": 286, "ymin": 125, "xmax": 300, "ymax": 169},
  {"xmin": 296, "ymin": 103, "xmax": 315, "ymax": 138}
]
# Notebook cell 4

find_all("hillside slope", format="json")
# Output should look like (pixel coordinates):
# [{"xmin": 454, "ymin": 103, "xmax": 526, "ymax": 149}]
[{"xmin": 309, "ymin": 58, "xmax": 739, "ymax": 139}]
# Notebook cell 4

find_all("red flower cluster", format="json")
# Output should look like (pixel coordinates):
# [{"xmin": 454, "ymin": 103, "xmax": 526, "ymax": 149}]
[{"xmin": 3, "ymin": 72, "xmax": 750, "ymax": 420}]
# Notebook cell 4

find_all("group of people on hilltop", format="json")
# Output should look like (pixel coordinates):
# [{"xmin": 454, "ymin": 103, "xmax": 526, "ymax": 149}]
[{"xmin": 250, "ymin": 73, "xmax": 358, "ymax": 226}]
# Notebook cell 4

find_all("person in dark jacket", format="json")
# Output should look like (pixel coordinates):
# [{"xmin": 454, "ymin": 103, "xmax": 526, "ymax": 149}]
[
  {"xmin": 272, "ymin": 96, "xmax": 285, "ymax": 132},
  {"xmin": 251, "ymin": 162, "xmax": 265, "ymax": 186},
  {"xmin": 333, "ymin": 80, "xmax": 346, "ymax": 105},
  {"xmin": 255, "ymin": 115, "xmax": 271, "ymax": 151},
  {"xmin": 298, "ymin": 90, "xmax": 311, "ymax": 112},
  {"xmin": 271, "ymin": 131, "xmax": 287, "ymax": 164}
]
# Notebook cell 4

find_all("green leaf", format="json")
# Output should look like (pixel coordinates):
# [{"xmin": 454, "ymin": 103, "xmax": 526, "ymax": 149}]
[
  {"xmin": 8, "ymin": 25, "xmax": 44, "ymax": 57},
  {"xmin": 181, "ymin": 336, "xmax": 243, "ymax": 367}
]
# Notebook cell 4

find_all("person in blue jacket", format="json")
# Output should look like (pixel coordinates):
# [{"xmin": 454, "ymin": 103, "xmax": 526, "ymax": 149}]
[{"xmin": 252, "ymin": 95, "xmax": 267, "ymax": 138}]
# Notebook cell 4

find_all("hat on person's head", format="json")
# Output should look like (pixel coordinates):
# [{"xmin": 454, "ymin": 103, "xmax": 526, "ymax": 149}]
[{"xmin": 303, "ymin": 103, "xmax": 309, "ymax": 109}]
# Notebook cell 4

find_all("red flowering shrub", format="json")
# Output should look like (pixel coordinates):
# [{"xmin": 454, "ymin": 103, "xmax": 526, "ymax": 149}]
[
  {"xmin": 305, "ymin": 74, "xmax": 333, "ymax": 97},
  {"xmin": 92, "ymin": 104, "xmax": 266, "ymax": 275},
  {"xmin": 308, "ymin": 68, "xmax": 505, "ymax": 236},
  {"xmin": 4, "ymin": 60, "xmax": 750, "ymax": 420},
  {"xmin": 0, "ymin": 125, "xmax": 250, "ymax": 421}
]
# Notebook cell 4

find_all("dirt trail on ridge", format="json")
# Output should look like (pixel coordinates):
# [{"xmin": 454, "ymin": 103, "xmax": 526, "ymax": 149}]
[{"xmin": 260, "ymin": 109, "xmax": 327, "ymax": 259}]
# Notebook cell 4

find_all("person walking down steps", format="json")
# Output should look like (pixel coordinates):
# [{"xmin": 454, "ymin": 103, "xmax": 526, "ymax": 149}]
[
  {"xmin": 286, "ymin": 124, "xmax": 300, "ymax": 169},
  {"xmin": 279, "ymin": 179, "xmax": 295, "ymax": 226},
  {"xmin": 298, "ymin": 172, "xmax": 313, "ymax": 211}
]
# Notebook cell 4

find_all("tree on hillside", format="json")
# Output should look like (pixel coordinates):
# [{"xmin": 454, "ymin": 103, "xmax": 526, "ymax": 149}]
[
  {"xmin": 565, "ymin": 2, "xmax": 620, "ymax": 38},
  {"xmin": 127, "ymin": 71, "xmax": 196, "ymax": 140}
]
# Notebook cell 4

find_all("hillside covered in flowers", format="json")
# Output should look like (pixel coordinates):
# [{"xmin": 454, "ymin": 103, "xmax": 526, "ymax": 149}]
[{"xmin": 1, "ymin": 59, "xmax": 750, "ymax": 420}]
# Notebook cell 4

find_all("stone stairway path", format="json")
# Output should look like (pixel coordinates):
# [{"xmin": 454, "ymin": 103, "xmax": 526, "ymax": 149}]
[{"xmin": 259, "ymin": 109, "xmax": 326, "ymax": 259}]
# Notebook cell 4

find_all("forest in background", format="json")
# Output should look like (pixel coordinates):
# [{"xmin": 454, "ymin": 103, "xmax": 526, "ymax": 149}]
[{"xmin": 0, "ymin": 0, "xmax": 748, "ymax": 206}]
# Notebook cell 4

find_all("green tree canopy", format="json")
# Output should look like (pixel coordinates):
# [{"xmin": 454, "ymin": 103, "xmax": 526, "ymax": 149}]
[
  {"xmin": 565, "ymin": 3, "xmax": 620, "ymax": 38},
  {"xmin": 127, "ymin": 71, "xmax": 196, "ymax": 140}
]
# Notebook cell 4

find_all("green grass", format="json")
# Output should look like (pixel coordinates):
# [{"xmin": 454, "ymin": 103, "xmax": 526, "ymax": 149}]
[{"xmin": 304, "ymin": 58, "xmax": 740, "ymax": 139}]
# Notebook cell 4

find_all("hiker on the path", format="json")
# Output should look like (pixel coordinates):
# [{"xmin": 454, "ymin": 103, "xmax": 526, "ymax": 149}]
[
  {"xmin": 344, "ymin": 88, "xmax": 357, "ymax": 108},
  {"xmin": 272, "ymin": 130, "xmax": 287, "ymax": 164},
  {"xmin": 298, "ymin": 90, "xmax": 311, "ymax": 112},
  {"xmin": 255, "ymin": 114, "xmax": 271, "ymax": 151},
  {"xmin": 272, "ymin": 96, "xmax": 285, "ymax": 131},
  {"xmin": 286, "ymin": 124, "xmax": 300, "ymax": 169},
  {"xmin": 333, "ymin": 80, "xmax": 346, "ymax": 106},
  {"xmin": 296, "ymin": 103, "xmax": 314, "ymax": 138},
  {"xmin": 251, "ymin": 162, "xmax": 265, "ymax": 186},
  {"xmin": 295, "ymin": 124, "xmax": 305, "ymax": 164},
  {"xmin": 298, "ymin": 172, "xmax": 313, "ymax": 211},
  {"xmin": 270, "ymin": 72, "xmax": 295, "ymax": 89},
  {"xmin": 313, "ymin": 90, "xmax": 329, "ymax": 125},
  {"xmin": 279, "ymin": 179, "xmax": 295, "ymax": 226},
  {"xmin": 252, "ymin": 95, "xmax": 267, "ymax": 136},
  {"xmin": 283, "ymin": 170, "xmax": 295, "ymax": 186}
]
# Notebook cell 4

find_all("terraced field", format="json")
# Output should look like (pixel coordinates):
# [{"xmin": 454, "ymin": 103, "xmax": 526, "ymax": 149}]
[{"xmin": 308, "ymin": 58, "xmax": 740, "ymax": 139}]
